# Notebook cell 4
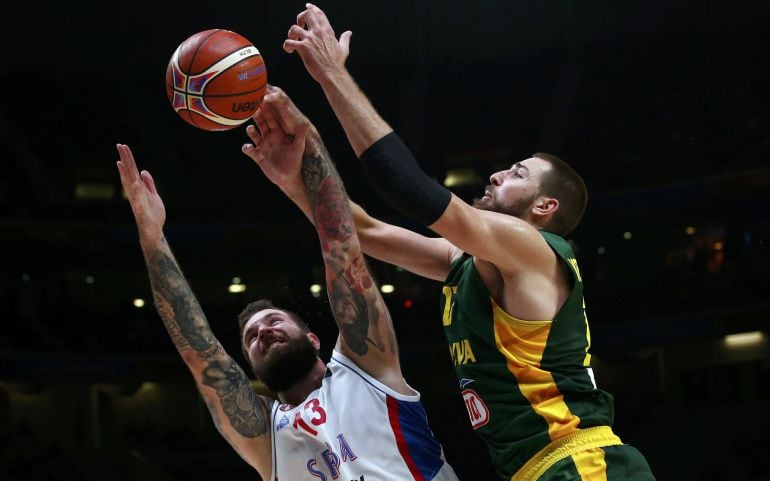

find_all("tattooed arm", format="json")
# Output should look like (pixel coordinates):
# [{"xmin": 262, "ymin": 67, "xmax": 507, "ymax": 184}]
[
  {"xmin": 301, "ymin": 136, "xmax": 414, "ymax": 395},
  {"xmin": 240, "ymin": 91, "xmax": 412, "ymax": 393},
  {"xmin": 243, "ymin": 86, "xmax": 460, "ymax": 282},
  {"xmin": 116, "ymin": 144, "xmax": 273, "ymax": 478}
]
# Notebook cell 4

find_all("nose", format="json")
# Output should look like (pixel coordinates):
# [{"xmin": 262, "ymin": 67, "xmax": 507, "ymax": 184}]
[
  {"xmin": 258, "ymin": 323, "xmax": 274, "ymax": 336},
  {"xmin": 255, "ymin": 323, "xmax": 276, "ymax": 344},
  {"xmin": 489, "ymin": 171, "xmax": 503, "ymax": 186}
]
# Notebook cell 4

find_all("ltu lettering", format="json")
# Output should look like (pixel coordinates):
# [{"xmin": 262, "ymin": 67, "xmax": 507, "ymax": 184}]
[{"xmin": 449, "ymin": 338, "xmax": 477, "ymax": 365}]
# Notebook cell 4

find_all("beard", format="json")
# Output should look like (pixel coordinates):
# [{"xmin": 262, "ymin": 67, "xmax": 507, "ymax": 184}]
[
  {"xmin": 251, "ymin": 334, "xmax": 319, "ymax": 392},
  {"xmin": 472, "ymin": 190, "xmax": 537, "ymax": 218}
]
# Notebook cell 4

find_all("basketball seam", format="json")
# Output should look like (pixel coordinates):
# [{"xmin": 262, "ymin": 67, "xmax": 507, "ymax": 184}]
[
  {"xmin": 186, "ymin": 29, "xmax": 222, "ymax": 129},
  {"xmin": 167, "ymin": 79, "xmax": 267, "ymax": 98}
]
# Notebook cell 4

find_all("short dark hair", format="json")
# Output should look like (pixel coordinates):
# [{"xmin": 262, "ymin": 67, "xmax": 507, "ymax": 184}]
[
  {"xmin": 533, "ymin": 153, "xmax": 588, "ymax": 236},
  {"xmin": 237, "ymin": 299, "xmax": 310, "ymax": 360}
]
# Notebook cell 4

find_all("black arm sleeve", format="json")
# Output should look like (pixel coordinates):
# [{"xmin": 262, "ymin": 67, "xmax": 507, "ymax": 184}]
[{"xmin": 358, "ymin": 132, "xmax": 452, "ymax": 225}]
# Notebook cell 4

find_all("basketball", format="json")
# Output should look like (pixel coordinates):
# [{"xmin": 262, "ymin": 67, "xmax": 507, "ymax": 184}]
[{"xmin": 165, "ymin": 29, "xmax": 268, "ymax": 131}]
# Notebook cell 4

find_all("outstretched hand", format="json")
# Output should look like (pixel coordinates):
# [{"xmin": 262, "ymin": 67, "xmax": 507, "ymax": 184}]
[
  {"xmin": 284, "ymin": 3, "xmax": 352, "ymax": 84},
  {"xmin": 116, "ymin": 144, "xmax": 166, "ymax": 248},
  {"xmin": 242, "ymin": 86, "xmax": 315, "ymax": 193}
]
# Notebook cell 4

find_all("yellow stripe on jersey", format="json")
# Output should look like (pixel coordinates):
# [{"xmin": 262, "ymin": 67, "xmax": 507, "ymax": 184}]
[
  {"xmin": 491, "ymin": 299, "xmax": 581, "ymax": 441},
  {"xmin": 582, "ymin": 298, "xmax": 592, "ymax": 367}
]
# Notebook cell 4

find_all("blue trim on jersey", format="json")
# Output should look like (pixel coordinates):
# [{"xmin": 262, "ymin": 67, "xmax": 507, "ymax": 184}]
[{"xmin": 395, "ymin": 398, "xmax": 444, "ymax": 479}]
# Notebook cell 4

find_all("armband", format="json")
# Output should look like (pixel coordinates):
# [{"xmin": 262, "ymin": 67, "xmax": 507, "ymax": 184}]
[{"xmin": 358, "ymin": 132, "xmax": 451, "ymax": 225}]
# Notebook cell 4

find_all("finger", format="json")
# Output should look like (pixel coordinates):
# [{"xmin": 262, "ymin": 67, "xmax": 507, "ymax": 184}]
[
  {"xmin": 241, "ymin": 143, "xmax": 257, "ymax": 160},
  {"xmin": 263, "ymin": 89, "xmax": 289, "ymax": 110},
  {"xmin": 116, "ymin": 160, "xmax": 131, "ymax": 194},
  {"xmin": 339, "ymin": 30, "xmax": 352, "ymax": 56},
  {"xmin": 303, "ymin": 3, "xmax": 327, "ymax": 30},
  {"xmin": 269, "ymin": 99, "xmax": 297, "ymax": 135},
  {"xmin": 140, "ymin": 170, "xmax": 158, "ymax": 194},
  {"xmin": 246, "ymin": 124, "xmax": 263, "ymax": 144},
  {"xmin": 283, "ymin": 38, "xmax": 302, "ymax": 54},
  {"xmin": 296, "ymin": 9, "xmax": 312, "ymax": 29},
  {"xmin": 252, "ymin": 106, "xmax": 270, "ymax": 138},
  {"xmin": 287, "ymin": 24, "xmax": 309, "ymax": 41},
  {"xmin": 122, "ymin": 145, "xmax": 140, "ymax": 182},
  {"xmin": 292, "ymin": 122, "xmax": 311, "ymax": 147},
  {"xmin": 116, "ymin": 146, "xmax": 139, "ymax": 197},
  {"xmin": 261, "ymin": 100, "xmax": 281, "ymax": 132},
  {"xmin": 255, "ymin": 116, "xmax": 270, "ymax": 138},
  {"xmin": 116, "ymin": 144, "xmax": 139, "ymax": 184},
  {"xmin": 241, "ymin": 143, "xmax": 265, "ymax": 165}
]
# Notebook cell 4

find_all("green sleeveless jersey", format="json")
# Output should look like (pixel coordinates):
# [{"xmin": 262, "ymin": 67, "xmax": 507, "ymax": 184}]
[{"xmin": 441, "ymin": 231, "xmax": 614, "ymax": 480}]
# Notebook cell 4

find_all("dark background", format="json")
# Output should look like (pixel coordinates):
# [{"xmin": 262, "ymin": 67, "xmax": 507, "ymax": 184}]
[{"xmin": 1, "ymin": 1, "xmax": 769, "ymax": 480}]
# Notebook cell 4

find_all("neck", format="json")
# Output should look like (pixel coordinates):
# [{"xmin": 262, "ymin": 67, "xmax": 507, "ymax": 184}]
[{"xmin": 276, "ymin": 357, "xmax": 326, "ymax": 406}]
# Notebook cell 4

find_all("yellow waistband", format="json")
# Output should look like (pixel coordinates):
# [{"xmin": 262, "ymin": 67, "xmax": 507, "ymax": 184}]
[{"xmin": 511, "ymin": 426, "xmax": 623, "ymax": 481}]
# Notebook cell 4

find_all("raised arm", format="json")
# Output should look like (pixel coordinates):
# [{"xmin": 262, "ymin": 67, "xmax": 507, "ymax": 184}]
[
  {"xmin": 285, "ymin": 3, "xmax": 389, "ymax": 157},
  {"xmin": 284, "ymin": 6, "xmax": 552, "ymax": 275},
  {"xmin": 116, "ymin": 144, "xmax": 272, "ymax": 478},
  {"xmin": 243, "ymin": 87, "xmax": 459, "ymax": 281},
  {"xmin": 242, "ymin": 102, "xmax": 412, "ymax": 393},
  {"xmin": 302, "ymin": 131, "xmax": 415, "ymax": 394}
]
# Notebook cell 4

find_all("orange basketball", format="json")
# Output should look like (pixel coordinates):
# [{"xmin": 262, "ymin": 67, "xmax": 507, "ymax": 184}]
[{"xmin": 165, "ymin": 29, "xmax": 268, "ymax": 131}]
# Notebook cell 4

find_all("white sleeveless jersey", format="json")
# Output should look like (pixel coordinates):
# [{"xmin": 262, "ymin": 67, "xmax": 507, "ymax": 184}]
[{"xmin": 270, "ymin": 351, "xmax": 459, "ymax": 481}]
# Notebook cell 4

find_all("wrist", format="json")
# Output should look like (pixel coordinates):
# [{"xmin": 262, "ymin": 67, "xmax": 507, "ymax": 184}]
[
  {"xmin": 317, "ymin": 66, "xmax": 354, "ymax": 93},
  {"xmin": 139, "ymin": 232, "xmax": 166, "ymax": 255},
  {"xmin": 281, "ymin": 181, "xmax": 308, "ymax": 202},
  {"xmin": 305, "ymin": 131, "xmax": 323, "ymax": 156}
]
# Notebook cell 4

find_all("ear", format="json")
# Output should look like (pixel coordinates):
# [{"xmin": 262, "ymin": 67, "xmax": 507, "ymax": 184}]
[
  {"xmin": 532, "ymin": 196, "xmax": 559, "ymax": 218},
  {"xmin": 307, "ymin": 332, "xmax": 321, "ymax": 351}
]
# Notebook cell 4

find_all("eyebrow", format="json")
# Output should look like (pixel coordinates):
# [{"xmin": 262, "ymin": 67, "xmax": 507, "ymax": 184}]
[{"xmin": 513, "ymin": 162, "xmax": 530, "ymax": 176}]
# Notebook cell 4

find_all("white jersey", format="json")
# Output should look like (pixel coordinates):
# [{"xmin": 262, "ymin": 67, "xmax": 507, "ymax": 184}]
[{"xmin": 270, "ymin": 351, "xmax": 459, "ymax": 481}]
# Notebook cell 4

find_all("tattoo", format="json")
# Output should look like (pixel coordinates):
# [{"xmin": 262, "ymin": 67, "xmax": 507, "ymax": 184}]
[
  {"xmin": 144, "ymin": 245, "xmax": 268, "ymax": 439},
  {"xmin": 328, "ymin": 275, "xmax": 371, "ymax": 355},
  {"xmin": 303, "ymin": 147, "xmax": 353, "ymax": 246},
  {"xmin": 202, "ymin": 396, "xmax": 224, "ymax": 432},
  {"xmin": 147, "ymin": 248, "xmax": 215, "ymax": 352},
  {"xmin": 201, "ymin": 359, "xmax": 270, "ymax": 437},
  {"xmin": 302, "ymin": 146, "xmax": 390, "ymax": 356}
]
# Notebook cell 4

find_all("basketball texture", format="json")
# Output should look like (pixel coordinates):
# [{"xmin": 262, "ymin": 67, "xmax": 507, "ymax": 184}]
[{"xmin": 165, "ymin": 29, "xmax": 268, "ymax": 131}]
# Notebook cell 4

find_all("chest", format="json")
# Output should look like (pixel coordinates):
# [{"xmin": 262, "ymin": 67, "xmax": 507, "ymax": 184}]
[{"xmin": 270, "ymin": 370, "xmax": 426, "ymax": 481}]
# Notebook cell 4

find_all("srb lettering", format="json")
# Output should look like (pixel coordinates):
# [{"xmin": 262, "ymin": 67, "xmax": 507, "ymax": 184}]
[{"xmin": 305, "ymin": 433, "xmax": 359, "ymax": 479}]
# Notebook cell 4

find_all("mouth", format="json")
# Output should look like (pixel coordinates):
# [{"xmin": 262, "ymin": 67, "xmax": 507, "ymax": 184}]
[
  {"xmin": 261, "ymin": 338, "xmax": 285, "ymax": 354},
  {"xmin": 482, "ymin": 190, "xmax": 492, "ymax": 200}
]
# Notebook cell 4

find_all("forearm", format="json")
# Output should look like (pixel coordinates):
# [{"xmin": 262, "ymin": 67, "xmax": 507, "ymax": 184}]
[
  {"xmin": 301, "ymin": 141, "xmax": 360, "ymax": 266},
  {"xmin": 301, "ymin": 144, "xmax": 394, "ymax": 357},
  {"xmin": 317, "ymin": 69, "xmax": 392, "ymax": 157},
  {"xmin": 142, "ymin": 236, "xmax": 218, "ymax": 357},
  {"xmin": 358, "ymin": 133, "xmax": 452, "ymax": 225},
  {"xmin": 142, "ymin": 236, "xmax": 271, "ymax": 445},
  {"xmin": 315, "ymin": 67, "xmax": 452, "ymax": 226},
  {"xmin": 270, "ymin": 132, "xmax": 332, "ymax": 226},
  {"xmin": 280, "ymin": 182, "xmax": 389, "ymax": 255}
]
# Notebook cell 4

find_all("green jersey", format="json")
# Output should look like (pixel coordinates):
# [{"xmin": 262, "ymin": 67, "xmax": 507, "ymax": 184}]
[{"xmin": 441, "ymin": 231, "xmax": 615, "ymax": 480}]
